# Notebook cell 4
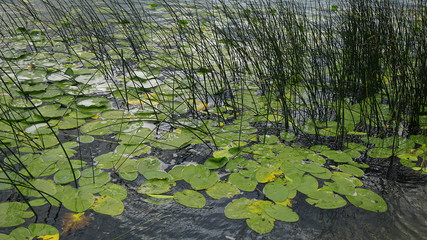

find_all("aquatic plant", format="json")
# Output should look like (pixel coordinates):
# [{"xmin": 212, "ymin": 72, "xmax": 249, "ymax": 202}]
[{"xmin": 0, "ymin": 0, "xmax": 425, "ymax": 237}]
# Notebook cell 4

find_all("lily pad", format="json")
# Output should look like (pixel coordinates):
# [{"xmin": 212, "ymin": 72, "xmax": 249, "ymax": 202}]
[
  {"xmin": 229, "ymin": 172, "xmax": 258, "ymax": 192},
  {"xmin": 246, "ymin": 214, "xmax": 275, "ymax": 234},
  {"xmin": 206, "ymin": 181, "xmax": 239, "ymax": 199},
  {"xmin": 367, "ymin": 148, "xmax": 393, "ymax": 159},
  {"xmin": 54, "ymin": 168, "xmax": 81, "ymax": 184},
  {"xmin": 263, "ymin": 183, "xmax": 289, "ymax": 202},
  {"xmin": 0, "ymin": 202, "xmax": 34, "ymax": 227},
  {"xmin": 224, "ymin": 198, "xmax": 256, "ymax": 219},
  {"xmin": 77, "ymin": 97, "xmax": 110, "ymax": 108},
  {"xmin": 338, "ymin": 164, "xmax": 364, "ymax": 177},
  {"xmin": 346, "ymin": 188, "xmax": 387, "ymax": 212},
  {"xmin": 91, "ymin": 195, "xmax": 124, "ymax": 216},
  {"xmin": 62, "ymin": 186, "xmax": 95, "ymax": 212},
  {"xmin": 138, "ymin": 179, "xmax": 176, "ymax": 195},
  {"xmin": 174, "ymin": 190, "xmax": 206, "ymax": 208},
  {"xmin": 264, "ymin": 204, "xmax": 299, "ymax": 222},
  {"xmin": 204, "ymin": 157, "xmax": 228, "ymax": 169},
  {"xmin": 322, "ymin": 150, "xmax": 353, "ymax": 163}
]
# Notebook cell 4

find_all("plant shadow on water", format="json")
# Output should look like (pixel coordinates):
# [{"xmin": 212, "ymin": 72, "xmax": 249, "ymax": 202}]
[{"xmin": 0, "ymin": 0, "xmax": 426, "ymax": 239}]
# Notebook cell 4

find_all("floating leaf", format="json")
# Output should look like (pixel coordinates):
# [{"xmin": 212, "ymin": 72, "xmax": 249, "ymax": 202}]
[
  {"xmin": 229, "ymin": 172, "xmax": 257, "ymax": 192},
  {"xmin": 91, "ymin": 196, "xmax": 124, "ymax": 216},
  {"xmin": 206, "ymin": 181, "xmax": 239, "ymax": 199},
  {"xmin": 256, "ymin": 167, "xmax": 282, "ymax": 183},
  {"xmin": 100, "ymin": 183, "xmax": 127, "ymax": 200},
  {"xmin": 0, "ymin": 202, "xmax": 34, "ymax": 227},
  {"xmin": 204, "ymin": 157, "xmax": 228, "ymax": 169},
  {"xmin": 306, "ymin": 188, "xmax": 347, "ymax": 209},
  {"xmin": 151, "ymin": 132, "xmax": 192, "ymax": 150},
  {"xmin": 28, "ymin": 223, "xmax": 59, "ymax": 240},
  {"xmin": 322, "ymin": 150, "xmax": 352, "ymax": 163},
  {"xmin": 263, "ymin": 183, "xmax": 288, "ymax": 202},
  {"xmin": 138, "ymin": 179, "xmax": 175, "ymax": 195},
  {"xmin": 54, "ymin": 168, "xmax": 81, "ymax": 184},
  {"xmin": 280, "ymin": 132, "xmax": 296, "ymax": 141},
  {"xmin": 367, "ymin": 148, "xmax": 393, "ymax": 159},
  {"xmin": 62, "ymin": 186, "xmax": 95, "ymax": 212},
  {"xmin": 224, "ymin": 198, "xmax": 256, "ymax": 219},
  {"xmin": 168, "ymin": 165, "xmax": 185, "ymax": 181},
  {"xmin": 338, "ymin": 164, "xmax": 364, "ymax": 177},
  {"xmin": 18, "ymin": 179, "xmax": 57, "ymax": 198},
  {"xmin": 246, "ymin": 214, "xmax": 275, "ymax": 234},
  {"xmin": 346, "ymin": 188, "xmax": 387, "ymax": 212},
  {"xmin": 77, "ymin": 135, "xmax": 94, "ymax": 143},
  {"xmin": 264, "ymin": 204, "xmax": 299, "ymax": 222},
  {"xmin": 296, "ymin": 174, "xmax": 318, "ymax": 195},
  {"xmin": 77, "ymin": 97, "xmax": 109, "ymax": 108},
  {"xmin": 174, "ymin": 190, "xmax": 205, "ymax": 208}
]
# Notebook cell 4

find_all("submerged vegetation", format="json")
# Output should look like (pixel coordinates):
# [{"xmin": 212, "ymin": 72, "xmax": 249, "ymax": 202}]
[{"xmin": 0, "ymin": 0, "xmax": 426, "ymax": 237}]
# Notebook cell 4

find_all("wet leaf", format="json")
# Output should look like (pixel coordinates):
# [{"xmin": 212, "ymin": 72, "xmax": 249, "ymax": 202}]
[
  {"xmin": 62, "ymin": 186, "xmax": 95, "ymax": 212},
  {"xmin": 263, "ymin": 183, "xmax": 288, "ymax": 202},
  {"xmin": 367, "ymin": 148, "xmax": 393, "ymax": 159},
  {"xmin": 229, "ymin": 172, "xmax": 258, "ymax": 192},
  {"xmin": 0, "ymin": 202, "xmax": 34, "ymax": 227},
  {"xmin": 138, "ymin": 179, "xmax": 175, "ymax": 195},
  {"xmin": 224, "ymin": 198, "xmax": 256, "ymax": 219},
  {"xmin": 206, "ymin": 181, "xmax": 239, "ymax": 199},
  {"xmin": 91, "ymin": 196, "xmax": 124, "ymax": 216},
  {"xmin": 346, "ymin": 188, "xmax": 387, "ymax": 212},
  {"xmin": 246, "ymin": 214, "xmax": 275, "ymax": 234},
  {"xmin": 174, "ymin": 190, "xmax": 205, "ymax": 208},
  {"xmin": 264, "ymin": 204, "xmax": 299, "ymax": 222},
  {"xmin": 204, "ymin": 157, "xmax": 228, "ymax": 169}
]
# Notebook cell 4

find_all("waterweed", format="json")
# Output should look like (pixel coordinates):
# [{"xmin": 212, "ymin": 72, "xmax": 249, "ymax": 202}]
[{"xmin": 0, "ymin": 0, "xmax": 425, "ymax": 237}]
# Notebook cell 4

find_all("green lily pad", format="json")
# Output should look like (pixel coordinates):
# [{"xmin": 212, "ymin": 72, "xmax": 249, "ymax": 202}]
[
  {"xmin": 260, "ymin": 135, "xmax": 279, "ymax": 144},
  {"xmin": 306, "ymin": 188, "xmax": 347, "ymax": 209},
  {"xmin": 256, "ymin": 167, "xmax": 282, "ymax": 183},
  {"xmin": 224, "ymin": 198, "xmax": 256, "ymax": 219},
  {"xmin": 9, "ymin": 98, "xmax": 43, "ymax": 108},
  {"xmin": 367, "ymin": 148, "xmax": 393, "ymax": 159},
  {"xmin": 229, "ymin": 172, "xmax": 258, "ymax": 192},
  {"xmin": 54, "ymin": 168, "xmax": 81, "ymax": 184},
  {"xmin": 62, "ymin": 186, "xmax": 95, "ymax": 212},
  {"xmin": 0, "ymin": 202, "xmax": 34, "ymax": 227},
  {"xmin": 91, "ymin": 195, "xmax": 124, "ymax": 216},
  {"xmin": 338, "ymin": 164, "xmax": 364, "ymax": 177},
  {"xmin": 310, "ymin": 145, "xmax": 330, "ymax": 152},
  {"xmin": 206, "ymin": 181, "xmax": 240, "ymax": 199},
  {"xmin": 168, "ymin": 165, "xmax": 185, "ymax": 181},
  {"xmin": 137, "ymin": 156, "xmax": 161, "ymax": 174},
  {"xmin": 78, "ymin": 135, "xmax": 95, "ymax": 143},
  {"xmin": 246, "ymin": 214, "xmax": 275, "ymax": 234},
  {"xmin": 100, "ymin": 183, "xmax": 127, "ymax": 200},
  {"xmin": 174, "ymin": 190, "xmax": 206, "ymax": 208},
  {"xmin": 264, "ymin": 204, "xmax": 299, "ymax": 222},
  {"xmin": 151, "ymin": 132, "xmax": 193, "ymax": 150},
  {"xmin": 322, "ymin": 150, "xmax": 353, "ymax": 163},
  {"xmin": 138, "ymin": 179, "xmax": 176, "ymax": 195},
  {"xmin": 79, "ymin": 171, "xmax": 110, "ymax": 187},
  {"xmin": 263, "ymin": 183, "xmax": 288, "ymax": 202},
  {"xmin": 142, "ymin": 171, "xmax": 173, "ymax": 180},
  {"xmin": 77, "ymin": 97, "xmax": 110, "ymax": 108},
  {"xmin": 204, "ymin": 157, "xmax": 228, "ymax": 169},
  {"xmin": 280, "ymin": 132, "xmax": 296, "ymax": 141},
  {"xmin": 18, "ymin": 179, "xmax": 57, "ymax": 198},
  {"xmin": 296, "ymin": 174, "xmax": 318, "ymax": 195},
  {"xmin": 80, "ymin": 119, "xmax": 116, "ymax": 135},
  {"xmin": 346, "ymin": 188, "xmax": 387, "ymax": 212}
]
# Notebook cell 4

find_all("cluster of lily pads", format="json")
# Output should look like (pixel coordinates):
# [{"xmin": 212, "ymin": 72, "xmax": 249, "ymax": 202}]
[{"xmin": 0, "ymin": 0, "xmax": 426, "ymax": 237}]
